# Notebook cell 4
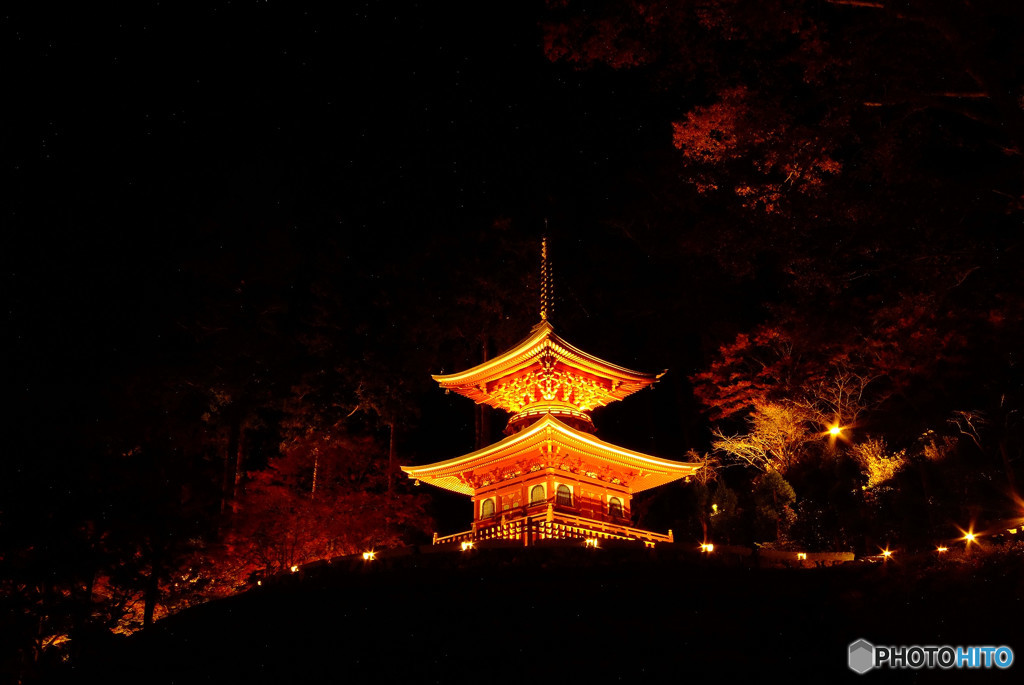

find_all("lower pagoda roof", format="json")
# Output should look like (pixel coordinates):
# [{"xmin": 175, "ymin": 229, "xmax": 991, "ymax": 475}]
[{"xmin": 401, "ymin": 414, "xmax": 701, "ymax": 496}]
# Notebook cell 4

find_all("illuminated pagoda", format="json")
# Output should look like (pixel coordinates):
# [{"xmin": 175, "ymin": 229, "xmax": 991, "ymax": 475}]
[{"xmin": 403, "ymin": 238, "xmax": 700, "ymax": 547}]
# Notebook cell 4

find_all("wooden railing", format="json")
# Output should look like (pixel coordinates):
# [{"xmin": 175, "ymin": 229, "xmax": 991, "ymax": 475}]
[
  {"xmin": 433, "ymin": 530, "xmax": 474, "ymax": 545},
  {"xmin": 432, "ymin": 509, "xmax": 673, "ymax": 548},
  {"xmin": 533, "ymin": 511, "xmax": 673, "ymax": 546}
]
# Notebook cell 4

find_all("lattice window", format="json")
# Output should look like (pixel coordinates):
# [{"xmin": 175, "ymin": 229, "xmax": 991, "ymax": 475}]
[
  {"xmin": 556, "ymin": 484, "xmax": 573, "ymax": 507},
  {"xmin": 530, "ymin": 485, "xmax": 546, "ymax": 504},
  {"xmin": 480, "ymin": 498, "xmax": 495, "ymax": 518},
  {"xmin": 609, "ymin": 496, "xmax": 624, "ymax": 518}
]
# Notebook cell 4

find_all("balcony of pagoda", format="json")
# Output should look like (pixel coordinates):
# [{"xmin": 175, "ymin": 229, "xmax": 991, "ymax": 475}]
[
  {"xmin": 433, "ymin": 506, "xmax": 673, "ymax": 548},
  {"xmin": 488, "ymin": 495, "xmax": 630, "ymax": 524}
]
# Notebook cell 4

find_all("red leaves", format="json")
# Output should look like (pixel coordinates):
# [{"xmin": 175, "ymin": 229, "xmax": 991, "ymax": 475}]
[
  {"xmin": 542, "ymin": 5, "xmax": 653, "ymax": 70},
  {"xmin": 668, "ymin": 83, "xmax": 842, "ymax": 213},
  {"xmin": 691, "ymin": 327, "xmax": 797, "ymax": 422},
  {"xmin": 672, "ymin": 87, "xmax": 757, "ymax": 164}
]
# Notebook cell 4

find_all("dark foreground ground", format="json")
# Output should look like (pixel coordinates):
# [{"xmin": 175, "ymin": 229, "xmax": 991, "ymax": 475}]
[{"xmin": 52, "ymin": 544, "xmax": 1023, "ymax": 684}]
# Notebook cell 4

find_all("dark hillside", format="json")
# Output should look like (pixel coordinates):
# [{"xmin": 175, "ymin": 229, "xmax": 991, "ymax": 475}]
[{"xmin": 58, "ymin": 546, "xmax": 1022, "ymax": 684}]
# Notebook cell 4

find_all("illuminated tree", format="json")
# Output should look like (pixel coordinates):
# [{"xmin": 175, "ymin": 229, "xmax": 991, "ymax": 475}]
[
  {"xmin": 711, "ymin": 403, "xmax": 812, "ymax": 474},
  {"xmin": 794, "ymin": 367, "xmax": 878, "ymax": 435},
  {"xmin": 851, "ymin": 437, "xmax": 908, "ymax": 491},
  {"xmin": 234, "ymin": 414, "xmax": 432, "ymax": 576}
]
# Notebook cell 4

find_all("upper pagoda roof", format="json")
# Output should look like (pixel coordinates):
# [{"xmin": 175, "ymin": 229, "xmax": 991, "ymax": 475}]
[
  {"xmin": 401, "ymin": 414, "xmax": 699, "ymax": 496},
  {"xmin": 433, "ymin": 320, "xmax": 665, "ymax": 413}
]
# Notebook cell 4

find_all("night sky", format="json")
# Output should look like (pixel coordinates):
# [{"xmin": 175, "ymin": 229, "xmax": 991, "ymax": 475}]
[{"xmin": 6, "ymin": 2, "xmax": 716, "ymax": 464}]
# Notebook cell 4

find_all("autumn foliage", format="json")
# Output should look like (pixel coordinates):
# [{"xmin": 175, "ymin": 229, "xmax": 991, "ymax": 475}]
[
  {"xmin": 544, "ymin": 0, "xmax": 1024, "ymax": 551},
  {"xmin": 236, "ymin": 427, "xmax": 431, "ymax": 576}
]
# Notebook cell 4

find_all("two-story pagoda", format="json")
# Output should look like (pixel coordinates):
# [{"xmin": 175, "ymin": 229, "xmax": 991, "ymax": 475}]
[{"xmin": 403, "ymin": 249, "xmax": 699, "ymax": 547}]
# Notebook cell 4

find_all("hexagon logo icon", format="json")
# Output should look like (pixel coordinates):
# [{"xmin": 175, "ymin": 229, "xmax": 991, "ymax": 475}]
[{"xmin": 848, "ymin": 639, "xmax": 875, "ymax": 674}]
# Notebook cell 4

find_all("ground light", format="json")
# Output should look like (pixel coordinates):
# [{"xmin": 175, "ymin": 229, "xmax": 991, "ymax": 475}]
[
  {"xmin": 955, "ymin": 525, "xmax": 982, "ymax": 557},
  {"xmin": 700, "ymin": 543, "xmax": 714, "ymax": 553}
]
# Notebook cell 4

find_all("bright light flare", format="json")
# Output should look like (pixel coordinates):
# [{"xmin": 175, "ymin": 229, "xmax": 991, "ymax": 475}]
[
  {"xmin": 936, "ymin": 546, "xmax": 948, "ymax": 553},
  {"xmin": 881, "ymin": 549, "xmax": 893, "ymax": 559},
  {"xmin": 797, "ymin": 552, "xmax": 807, "ymax": 560},
  {"xmin": 954, "ymin": 522, "xmax": 983, "ymax": 547},
  {"xmin": 290, "ymin": 564, "xmax": 299, "ymax": 573},
  {"xmin": 362, "ymin": 551, "xmax": 376, "ymax": 561},
  {"xmin": 823, "ymin": 421, "xmax": 851, "ymax": 444},
  {"xmin": 460, "ymin": 541, "xmax": 474, "ymax": 551},
  {"xmin": 700, "ymin": 543, "xmax": 714, "ymax": 553}
]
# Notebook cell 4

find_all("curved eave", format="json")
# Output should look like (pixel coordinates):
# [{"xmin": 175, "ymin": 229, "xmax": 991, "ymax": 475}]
[
  {"xmin": 401, "ymin": 414, "xmax": 700, "ymax": 496},
  {"xmin": 432, "ymin": 321, "xmax": 665, "ymax": 403}
]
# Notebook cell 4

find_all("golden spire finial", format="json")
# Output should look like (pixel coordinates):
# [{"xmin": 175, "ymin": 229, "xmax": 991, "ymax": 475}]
[{"xmin": 540, "ymin": 228, "xmax": 550, "ymax": 321}]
